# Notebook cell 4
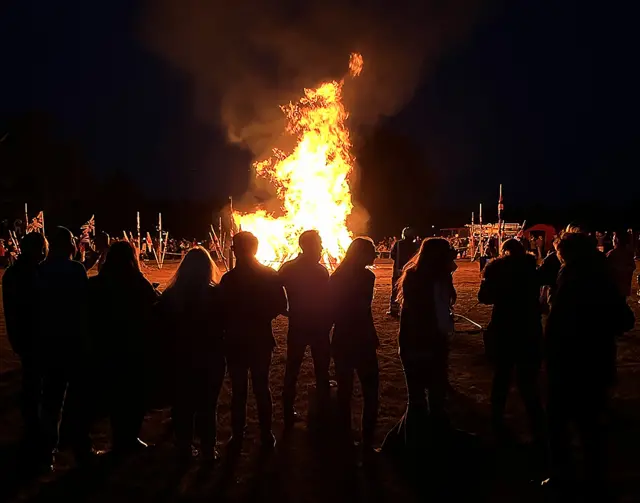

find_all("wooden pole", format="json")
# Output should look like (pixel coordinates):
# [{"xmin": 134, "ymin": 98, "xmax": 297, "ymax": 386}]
[
  {"xmin": 228, "ymin": 197, "xmax": 235, "ymax": 269},
  {"xmin": 158, "ymin": 212, "xmax": 163, "ymax": 269},
  {"xmin": 136, "ymin": 211, "xmax": 141, "ymax": 254}
]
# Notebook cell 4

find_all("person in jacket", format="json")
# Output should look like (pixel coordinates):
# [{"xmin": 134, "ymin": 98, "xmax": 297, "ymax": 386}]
[
  {"xmin": 330, "ymin": 237, "xmax": 379, "ymax": 451},
  {"xmin": 606, "ymin": 229, "xmax": 635, "ymax": 299},
  {"xmin": 279, "ymin": 230, "xmax": 331, "ymax": 429},
  {"xmin": 2, "ymin": 232, "xmax": 48, "ymax": 469},
  {"xmin": 157, "ymin": 246, "xmax": 225, "ymax": 462},
  {"xmin": 382, "ymin": 238, "xmax": 457, "ymax": 456},
  {"xmin": 218, "ymin": 232, "xmax": 287, "ymax": 450},
  {"xmin": 388, "ymin": 227, "xmax": 419, "ymax": 317},
  {"xmin": 38, "ymin": 227, "xmax": 95, "ymax": 465},
  {"xmin": 88, "ymin": 241, "xmax": 158, "ymax": 455},
  {"xmin": 478, "ymin": 238, "xmax": 546, "ymax": 455},
  {"xmin": 544, "ymin": 232, "xmax": 633, "ymax": 496}
]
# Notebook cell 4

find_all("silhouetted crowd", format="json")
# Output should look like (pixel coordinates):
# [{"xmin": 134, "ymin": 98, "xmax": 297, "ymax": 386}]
[{"xmin": 2, "ymin": 223, "xmax": 636, "ymax": 500}]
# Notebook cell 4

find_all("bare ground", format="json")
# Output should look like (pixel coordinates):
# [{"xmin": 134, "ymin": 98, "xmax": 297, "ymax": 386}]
[{"xmin": 0, "ymin": 260, "xmax": 639, "ymax": 502}]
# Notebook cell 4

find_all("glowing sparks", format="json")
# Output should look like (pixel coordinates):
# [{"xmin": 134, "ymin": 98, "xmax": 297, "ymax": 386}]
[
  {"xmin": 349, "ymin": 53, "xmax": 364, "ymax": 77},
  {"xmin": 235, "ymin": 53, "xmax": 364, "ymax": 269}
]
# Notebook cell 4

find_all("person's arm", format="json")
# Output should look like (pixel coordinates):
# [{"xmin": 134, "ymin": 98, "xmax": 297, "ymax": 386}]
[
  {"xmin": 2, "ymin": 272, "xmax": 23, "ymax": 355},
  {"xmin": 271, "ymin": 272, "xmax": 288, "ymax": 318},
  {"xmin": 277, "ymin": 264, "xmax": 291, "ymax": 317},
  {"xmin": 478, "ymin": 262, "xmax": 497, "ymax": 305},
  {"xmin": 390, "ymin": 242, "xmax": 398, "ymax": 262}
]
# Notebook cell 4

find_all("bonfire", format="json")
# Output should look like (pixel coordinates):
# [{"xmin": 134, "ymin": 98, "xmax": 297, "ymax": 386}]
[{"xmin": 234, "ymin": 53, "xmax": 364, "ymax": 269}]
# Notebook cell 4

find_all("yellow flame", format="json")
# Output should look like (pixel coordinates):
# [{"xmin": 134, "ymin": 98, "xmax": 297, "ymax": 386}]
[
  {"xmin": 349, "ymin": 53, "xmax": 363, "ymax": 77},
  {"xmin": 235, "ymin": 53, "xmax": 363, "ymax": 269}
]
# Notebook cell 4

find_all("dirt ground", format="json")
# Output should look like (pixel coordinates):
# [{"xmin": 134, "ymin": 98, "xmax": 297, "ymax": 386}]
[{"xmin": 1, "ymin": 259, "xmax": 639, "ymax": 503}]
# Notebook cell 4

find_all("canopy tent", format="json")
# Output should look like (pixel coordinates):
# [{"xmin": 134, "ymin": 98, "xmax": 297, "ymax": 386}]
[{"xmin": 523, "ymin": 224, "xmax": 557, "ymax": 252}]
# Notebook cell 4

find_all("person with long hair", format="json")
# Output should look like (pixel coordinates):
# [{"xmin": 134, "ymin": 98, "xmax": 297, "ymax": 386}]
[
  {"xmin": 156, "ymin": 246, "xmax": 224, "ymax": 462},
  {"xmin": 88, "ymin": 241, "xmax": 158, "ymax": 455},
  {"xmin": 382, "ymin": 238, "xmax": 457, "ymax": 456},
  {"xmin": 478, "ymin": 238, "xmax": 546, "ymax": 465},
  {"xmin": 329, "ymin": 237, "xmax": 379, "ymax": 452},
  {"xmin": 219, "ymin": 232, "xmax": 287, "ymax": 451},
  {"xmin": 2, "ymin": 232, "xmax": 48, "ymax": 471}
]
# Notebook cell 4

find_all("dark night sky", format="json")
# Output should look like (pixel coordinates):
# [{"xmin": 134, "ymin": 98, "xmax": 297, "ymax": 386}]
[{"xmin": 1, "ymin": 0, "xmax": 638, "ymax": 223}]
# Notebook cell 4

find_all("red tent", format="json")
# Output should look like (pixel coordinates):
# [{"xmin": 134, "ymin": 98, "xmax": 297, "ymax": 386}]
[{"xmin": 523, "ymin": 224, "xmax": 557, "ymax": 252}]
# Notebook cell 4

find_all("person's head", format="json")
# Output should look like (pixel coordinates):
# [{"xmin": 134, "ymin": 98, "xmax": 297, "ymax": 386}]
[
  {"xmin": 397, "ymin": 237, "xmax": 456, "ymax": 304},
  {"xmin": 402, "ymin": 227, "xmax": 416, "ymax": 241},
  {"xmin": 48, "ymin": 226, "xmax": 76, "ymax": 260},
  {"xmin": 338, "ymin": 237, "xmax": 377, "ymax": 271},
  {"xmin": 501, "ymin": 238, "xmax": 525, "ymax": 257},
  {"xmin": 556, "ymin": 232, "xmax": 596, "ymax": 265},
  {"xmin": 613, "ymin": 230, "xmax": 631, "ymax": 248},
  {"xmin": 232, "ymin": 231, "xmax": 259, "ymax": 263},
  {"xmin": 166, "ymin": 246, "xmax": 221, "ymax": 294},
  {"xmin": 100, "ymin": 241, "xmax": 140, "ymax": 278},
  {"xmin": 19, "ymin": 232, "xmax": 48, "ymax": 263},
  {"xmin": 95, "ymin": 231, "xmax": 110, "ymax": 252},
  {"xmin": 564, "ymin": 221, "xmax": 588, "ymax": 235},
  {"xmin": 299, "ymin": 230, "xmax": 323, "ymax": 262}
]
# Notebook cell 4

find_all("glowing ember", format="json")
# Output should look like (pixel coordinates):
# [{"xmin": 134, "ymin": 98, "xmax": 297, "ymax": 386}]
[{"xmin": 234, "ymin": 53, "xmax": 364, "ymax": 269}]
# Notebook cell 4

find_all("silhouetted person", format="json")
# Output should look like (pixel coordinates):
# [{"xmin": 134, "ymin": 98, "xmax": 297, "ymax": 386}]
[
  {"xmin": 38, "ymin": 227, "xmax": 94, "ymax": 464},
  {"xmin": 88, "ymin": 241, "xmax": 157, "ymax": 454},
  {"xmin": 82, "ymin": 231, "xmax": 110, "ymax": 272},
  {"xmin": 157, "ymin": 247, "xmax": 225, "ymax": 462},
  {"xmin": 388, "ymin": 227, "xmax": 419, "ymax": 316},
  {"xmin": 479, "ymin": 239, "xmax": 546, "ymax": 463},
  {"xmin": 2, "ymin": 232, "xmax": 48, "ymax": 469},
  {"xmin": 330, "ymin": 237, "xmax": 379, "ymax": 451},
  {"xmin": 544, "ymin": 232, "xmax": 633, "ymax": 496},
  {"xmin": 219, "ymin": 232, "xmax": 286, "ymax": 450},
  {"xmin": 606, "ymin": 230, "xmax": 635, "ymax": 299},
  {"xmin": 538, "ymin": 238, "xmax": 561, "ymax": 313},
  {"xmin": 382, "ymin": 238, "xmax": 457, "ymax": 456},
  {"xmin": 279, "ymin": 230, "xmax": 331, "ymax": 429}
]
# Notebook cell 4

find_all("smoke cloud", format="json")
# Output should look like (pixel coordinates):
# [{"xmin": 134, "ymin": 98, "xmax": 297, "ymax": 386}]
[{"xmin": 141, "ymin": 0, "xmax": 488, "ymax": 160}]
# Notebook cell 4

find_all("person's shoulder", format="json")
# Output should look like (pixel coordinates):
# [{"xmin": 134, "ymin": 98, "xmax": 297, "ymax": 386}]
[
  {"xmin": 484, "ymin": 257, "xmax": 503, "ymax": 272},
  {"xmin": 279, "ymin": 259, "xmax": 295, "ymax": 276},
  {"xmin": 258, "ymin": 262, "xmax": 278, "ymax": 277},
  {"xmin": 523, "ymin": 253, "xmax": 538, "ymax": 268},
  {"xmin": 70, "ymin": 260, "xmax": 88, "ymax": 274}
]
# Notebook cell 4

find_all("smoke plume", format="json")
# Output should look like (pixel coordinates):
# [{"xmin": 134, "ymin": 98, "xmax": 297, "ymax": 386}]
[{"xmin": 141, "ymin": 0, "xmax": 488, "ymax": 160}]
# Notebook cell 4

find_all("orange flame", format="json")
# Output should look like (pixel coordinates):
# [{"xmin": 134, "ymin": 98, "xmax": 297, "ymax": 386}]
[{"xmin": 235, "ymin": 53, "xmax": 364, "ymax": 269}]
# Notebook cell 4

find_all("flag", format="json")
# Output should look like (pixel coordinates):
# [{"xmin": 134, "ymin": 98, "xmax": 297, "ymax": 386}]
[
  {"xmin": 26, "ymin": 211, "xmax": 44, "ymax": 234},
  {"xmin": 80, "ymin": 215, "xmax": 95, "ymax": 243}
]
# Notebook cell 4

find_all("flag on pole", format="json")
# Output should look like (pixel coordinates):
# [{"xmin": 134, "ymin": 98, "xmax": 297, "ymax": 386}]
[
  {"xmin": 498, "ymin": 184, "xmax": 504, "ymax": 221},
  {"xmin": 26, "ymin": 211, "xmax": 44, "ymax": 234},
  {"xmin": 80, "ymin": 215, "xmax": 95, "ymax": 243}
]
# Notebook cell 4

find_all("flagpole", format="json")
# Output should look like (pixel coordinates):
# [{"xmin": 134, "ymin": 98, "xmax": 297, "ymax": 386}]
[
  {"xmin": 471, "ymin": 211, "xmax": 475, "ymax": 258},
  {"xmin": 136, "ymin": 211, "xmax": 141, "ymax": 255},
  {"xmin": 228, "ymin": 196, "xmax": 235, "ymax": 269},
  {"xmin": 498, "ymin": 183, "xmax": 503, "ymax": 250},
  {"xmin": 24, "ymin": 203, "xmax": 28, "ymax": 234},
  {"xmin": 158, "ymin": 212, "xmax": 163, "ymax": 269},
  {"xmin": 479, "ymin": 203, "xmax": 483, "ymax": 256}
]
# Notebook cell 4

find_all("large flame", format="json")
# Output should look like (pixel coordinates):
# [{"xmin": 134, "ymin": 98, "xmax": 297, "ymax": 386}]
[{"xmin": 234, "ymin": 53, "xmax": 363, "ymax": 269}]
